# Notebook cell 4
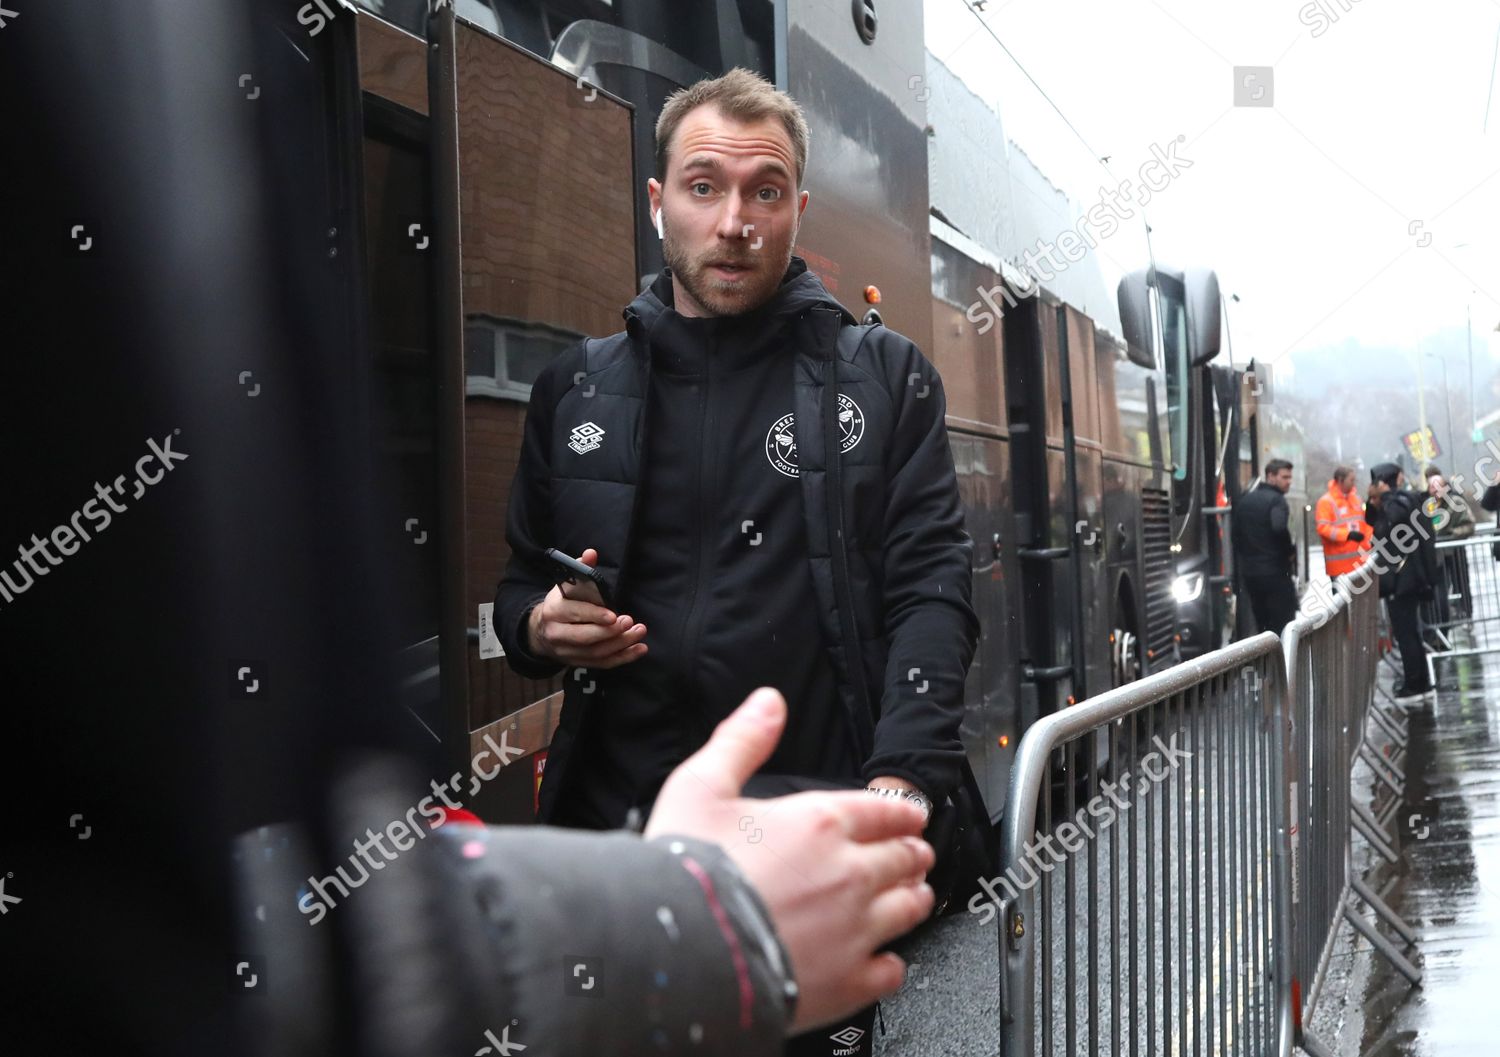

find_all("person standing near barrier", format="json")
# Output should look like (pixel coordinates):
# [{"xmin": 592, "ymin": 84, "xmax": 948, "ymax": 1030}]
[
  {"xmin": 1365, "ymin": 463, "xmax": 1438, "ymax": 700},
  {"xmin": 1315, "ymin": 465, "xmax": 1371, "ymax": 579},
  {"xmin": 1423, "ymin": 466, "xmax": 1475, "ymax": 624},
  {"xmin": 1232, "ymin": 458, "xmax": 1299, "ymax": 633},
  {"xmin": 494, "ymin": 69, "xmax": 981, "ymax": 1057}
]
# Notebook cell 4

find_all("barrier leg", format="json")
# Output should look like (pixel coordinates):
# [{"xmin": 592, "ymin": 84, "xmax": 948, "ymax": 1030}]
[
  {"xmin": 1359, "ymin": 743, "xmax": 1405, "ymax": 794},
  {"xmin": 1350, "ymin": 804, "xmax": 1399, "ymax": 864},
  {"xmin": 1367, "ymin": 703, "xmax": 1409, "ymax": 750},
  {"xmin": 1342, "ymin": 902, "xmax": 1423, "ymax": 986},
  {"xmin": 1351, "ymin": 874, "xmax": 1420, "ymax": 948},
  {"xmin": 1376, "ymin": 795, "xmax": 1402, "ymax": 831}
]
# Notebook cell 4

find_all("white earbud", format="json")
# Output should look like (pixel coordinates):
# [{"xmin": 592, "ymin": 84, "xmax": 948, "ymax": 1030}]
[{"xmin": 653, "ymin": 209, "xmax": 665, "ymax": 240}]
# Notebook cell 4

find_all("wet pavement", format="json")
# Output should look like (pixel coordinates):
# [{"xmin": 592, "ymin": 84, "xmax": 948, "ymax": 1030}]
[
  {"xmin": 877, "ymin": 640, "xmax": 1500, "ymax": 1056},
  {"xmin": 1306, "ymin": 649, "xmax": 1500, "ymax": 1055}
]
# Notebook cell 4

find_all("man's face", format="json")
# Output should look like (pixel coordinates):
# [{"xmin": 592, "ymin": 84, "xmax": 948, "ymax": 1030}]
[
  {"xmin": 1428, "ymin": 474, "xmax": 1448, "ymax": 497},
  {"xmin": 1372, "ymin": 479, "xmax": 1392, "ymax": 496},
  {"xmin": 647, "ymin": 106, "xmax": 809, "ymax": 318},
  {"xmin": 1269, "ymin": 468, "xmax": 1293, "ymax": 492},
  {"xmin": 1336, "ymin": 472, "xmax": 1355, "ymax": 493}
]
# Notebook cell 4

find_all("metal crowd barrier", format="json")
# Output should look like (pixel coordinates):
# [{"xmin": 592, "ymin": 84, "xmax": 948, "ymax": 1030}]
[
  {"xmin": 1422, "ymin": 534, "xmax": 1500, "ymax": 678},
  {"xmin": 994, "ymin": 579, "xmax": 1421, "ymax": 1057},
  {"xmin": 1283, "ymin": 580, "xmax": 1420, "ymax": 1057},
  {"xmin": 996, "ymin": 634, "xmax": 1296, "ymax": 1056}
]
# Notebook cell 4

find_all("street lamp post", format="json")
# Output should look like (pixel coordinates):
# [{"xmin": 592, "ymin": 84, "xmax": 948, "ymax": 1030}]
[{"xmin": 1425, "ymin": 351, "xmax": 1455, "ymax": 471}]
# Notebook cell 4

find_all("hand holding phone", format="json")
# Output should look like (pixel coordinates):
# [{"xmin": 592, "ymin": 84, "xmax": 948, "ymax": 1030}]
[
  {"xmin": 525, "ymin": 548, "xmax": 648, "ymax": 669},
  {"xmin": 545, "ymin": 547, "xmax": 613, "ymax": 608}
]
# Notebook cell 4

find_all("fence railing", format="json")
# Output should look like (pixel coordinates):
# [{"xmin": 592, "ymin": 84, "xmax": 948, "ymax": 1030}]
[
  {"xmin": 1422, "ymin": 534, "xmax": 1500, "ymax": 678},
  {"xmin": 1284, "ymin": 580, "xmax": 1420, "ymax": 1057},
  {"xmin": 994, "ymin": 578, "xmax": 1421, "ymax": 1057}
]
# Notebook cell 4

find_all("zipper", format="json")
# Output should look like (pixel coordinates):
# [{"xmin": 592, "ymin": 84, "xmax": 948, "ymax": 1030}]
[{"xmin": 676, "ymin": 331, "xmax": 717, "ymax": 736}]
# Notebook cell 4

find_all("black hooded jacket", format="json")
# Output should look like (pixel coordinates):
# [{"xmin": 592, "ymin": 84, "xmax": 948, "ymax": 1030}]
[
  {"xmin": 496, "ymin": 258, "xmax": 978, "ymax": 827},
  {"xmin": 1232, "ymin": 480, "xmax": 1295, "ymax": 577},
  {"xmin": 1365, "ymin": 487, "xmax": 1439, "ymax": 599}
]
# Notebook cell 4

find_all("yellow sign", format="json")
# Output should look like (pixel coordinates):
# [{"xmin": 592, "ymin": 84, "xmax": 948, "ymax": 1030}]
[{"xmin": 1402, "ymin": 426, "xmax": 1441, "ymax": 462}]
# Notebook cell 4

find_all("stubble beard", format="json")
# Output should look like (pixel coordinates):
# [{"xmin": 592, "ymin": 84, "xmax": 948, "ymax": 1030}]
[{"xmin": 663, "ymin": 232, "xmax": 795, "ymax": 318}]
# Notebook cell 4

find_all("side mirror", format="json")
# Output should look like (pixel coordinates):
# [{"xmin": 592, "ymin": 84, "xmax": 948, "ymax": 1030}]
[
  {"xmin": 1116, "ymin": 269, "xmax": 1157, "ymax": 369},
  {"xmin": 1184, "ymin": 267, "xmax": 1221, "ymax": 367}
]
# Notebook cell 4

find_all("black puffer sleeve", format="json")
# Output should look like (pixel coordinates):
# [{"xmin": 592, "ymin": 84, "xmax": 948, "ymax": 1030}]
[
  {"xmin": 442, "ymin": 826, "xmax": 796, "ymax": 1056},
  {"xmin": 860, "ymin": 328, "xmax": 979, "ymax": 802},
  {"xmin": 495, "ymin": 348, "xmax": 584, "ymax": 679}
]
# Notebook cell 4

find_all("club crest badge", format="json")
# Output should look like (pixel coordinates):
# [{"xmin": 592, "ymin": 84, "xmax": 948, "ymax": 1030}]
[{"xmin": 764, "ymin": 396, "xmax": 865, "ymax": 478}]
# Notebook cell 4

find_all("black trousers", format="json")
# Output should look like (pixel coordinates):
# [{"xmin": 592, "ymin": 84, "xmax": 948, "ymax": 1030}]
[
  {"xmin": 1243, "ymin": 573, "xmax": 1298, "ymax": 634},
  {"xmin": 785, "ymin": 1004, "xmax": 878, "ymax": 1056},
  {"xmin": 1388, "ymin": 594, "xmax": 1431, "ymax": 691}
]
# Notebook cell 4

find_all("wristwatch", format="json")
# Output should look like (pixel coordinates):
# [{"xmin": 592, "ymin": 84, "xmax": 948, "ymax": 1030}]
[{"xmin": 865, "ymin": 785, "xmax": 933, "ymax": 822}]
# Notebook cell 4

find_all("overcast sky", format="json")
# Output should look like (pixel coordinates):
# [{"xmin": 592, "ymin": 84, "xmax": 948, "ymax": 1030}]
[{"xmin": 925, "ymin": 0, "xmax": 1500, "ymax": 387}]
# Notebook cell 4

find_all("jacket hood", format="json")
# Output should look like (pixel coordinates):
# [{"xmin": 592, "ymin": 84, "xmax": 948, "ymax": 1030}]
[{"xmin": 623, "ymin": 255, "xmax": 856, "ymax": 342}]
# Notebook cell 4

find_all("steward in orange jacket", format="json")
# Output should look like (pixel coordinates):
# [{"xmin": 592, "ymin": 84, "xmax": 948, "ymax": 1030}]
[{"xmin": 1315, "ymin": 466, "xmax": 1371, "ymax": 577}]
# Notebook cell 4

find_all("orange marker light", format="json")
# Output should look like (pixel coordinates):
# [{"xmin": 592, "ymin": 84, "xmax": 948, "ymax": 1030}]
[
  {"xmin": 999, "ymin": 734, "xmax": 1010, "ymax": 748},
  {"xmin": 864, "ymin": 284, "xmax": 882, "ymax": 304}
]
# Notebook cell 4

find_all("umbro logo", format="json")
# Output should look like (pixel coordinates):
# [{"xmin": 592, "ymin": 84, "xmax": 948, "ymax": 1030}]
[
  {"xmin": 829, "ymin": 1025, "xmax": 866, "ymax": 1053},
  {"xmin": 568, "ymin": 422, "xmax": 605, "ymax": 455}
]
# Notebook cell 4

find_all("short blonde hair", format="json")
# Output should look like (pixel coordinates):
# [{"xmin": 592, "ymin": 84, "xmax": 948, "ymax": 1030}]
[{"xmin": 654, "ymin": 68, "xmax": 810, "ymax": 189}]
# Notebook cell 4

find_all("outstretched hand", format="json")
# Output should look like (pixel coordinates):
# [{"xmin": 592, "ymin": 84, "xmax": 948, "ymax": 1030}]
[{"xmin": 646, "ymin": 688, "xmax": 934, "ymax": 1034}]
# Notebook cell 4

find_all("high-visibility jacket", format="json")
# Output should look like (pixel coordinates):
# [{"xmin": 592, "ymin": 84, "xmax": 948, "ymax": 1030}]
[{"xmin": 1315, "ymin": 481, "xmax": 1371, "ymax": 577}]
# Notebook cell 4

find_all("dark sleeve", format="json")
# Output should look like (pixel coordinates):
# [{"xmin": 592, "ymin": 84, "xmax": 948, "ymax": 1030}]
[
  {"xmin": 448, "ymin": 828, "xmax": 795, "ymax": 1056},
  {"xmin": 1448, "ymin": 494, "xmax": 1475, "ymax": 538},
  {"xmin": 494, "ymin": 352, "xmax": 577, "ymax": 679},
  {"xmin": 863, "ymin": 335, "xmax": 979, "ymax": 802},
  {"xmin": 1270, "ymin": 496, "xmax": 1292, "ymax": 552},
  {"xmin": 1414, "ymin": 502, "xmax": 1442, "ymax": 586},
  {"xmin": 1483, "ymin": 483, "xmax": 1500, "ymax": 513}
]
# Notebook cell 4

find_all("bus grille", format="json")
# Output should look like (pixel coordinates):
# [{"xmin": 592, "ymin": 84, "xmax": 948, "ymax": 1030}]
[{"xmin": 1142, "ymin": 487, "xmax": 1176, "ymax": 671}]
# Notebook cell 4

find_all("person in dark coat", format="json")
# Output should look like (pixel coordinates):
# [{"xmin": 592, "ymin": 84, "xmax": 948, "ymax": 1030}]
[
  {"xmin": 495, "ymin": 68, "xmax": 977, "ymax": 1057},
  {"xmin": 1232, "ymin": 458, "xmax": 1300, "ymax": 633},
  {"xmin": 1363, "ymin": 463, "xmax": 1439, "ymax": 698},
  {"xmin": 1422, "ymin": 466, "xmax": 1476, "ymax": 623},
  {"xmin": 495, "ymin": 70, "xmax": 975, "ymax": 846}
]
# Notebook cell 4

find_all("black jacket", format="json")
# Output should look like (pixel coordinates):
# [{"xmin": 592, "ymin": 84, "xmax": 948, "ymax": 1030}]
[
  {"xmin": 236, "ymin": 777, "xmax": 796, "ymax": 1057},
  {"xmin": 1366, "ymin": 487, "xmax": 1439, "ymax": 599},
  {"xmin": 496, "ymin": 259, "xmax": 978, "ymax": 823},
  {"xmin": 1232, "ymin": 480, "xmax": 1295, "ymax": 577}
]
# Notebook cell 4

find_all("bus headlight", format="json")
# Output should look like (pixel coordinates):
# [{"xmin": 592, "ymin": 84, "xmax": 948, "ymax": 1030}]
[{"xmin": 1171, "ymin": 572, "xmax": 1205, "ymax": 605}]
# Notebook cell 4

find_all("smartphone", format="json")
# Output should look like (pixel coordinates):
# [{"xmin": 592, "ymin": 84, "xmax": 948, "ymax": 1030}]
[{"xmin": 543, "ymin": 548, "xmax": 613, "ymax": 607}]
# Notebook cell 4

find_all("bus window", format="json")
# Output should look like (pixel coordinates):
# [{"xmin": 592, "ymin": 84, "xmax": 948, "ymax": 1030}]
[{"xmin": 1161, "ymin": 289, "xmax": 1190, "ymax": 484}]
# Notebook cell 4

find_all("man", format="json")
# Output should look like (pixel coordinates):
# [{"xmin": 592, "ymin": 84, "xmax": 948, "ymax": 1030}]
[
  {"xmin": 1423, "ymin": 466, "xmax": 1475, "ymax": 625},
  {"xmin": 1314, "ymin": 466, "xmax": 1371, "ymax": 579},
  {"xmin": 1364, "ymin": 463, "xmax": 1438, "ymax": 699},
  {"xmin": 1232, "ymin": 458, "xmax": 1299, "ymax": 633},
  {"xmin": 495, "ymin": 69, "xmax": 977, "ymax": 1055}
]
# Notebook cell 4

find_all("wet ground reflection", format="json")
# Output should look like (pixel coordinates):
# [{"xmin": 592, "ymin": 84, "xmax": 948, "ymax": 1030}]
[{"xmin": 1309, "ymin": 647, "xmax": 1500, "ymax": 1055}]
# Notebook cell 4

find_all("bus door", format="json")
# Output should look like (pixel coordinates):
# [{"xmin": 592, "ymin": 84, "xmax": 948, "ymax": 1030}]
[
  {"xmin": 338, "ymin": 6, "xmax": 642, "ymax": 821},
  {"xmin": 445, "ymin": 12, "xmax": 642, "ymax": 821},
  {"xmin": 930, "ymin": 233, "xmax": 1022, "ymax": 815},
  {"xmin": 1058, "ymin": 304, "xmax": 1110, "ymax": 700}
]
